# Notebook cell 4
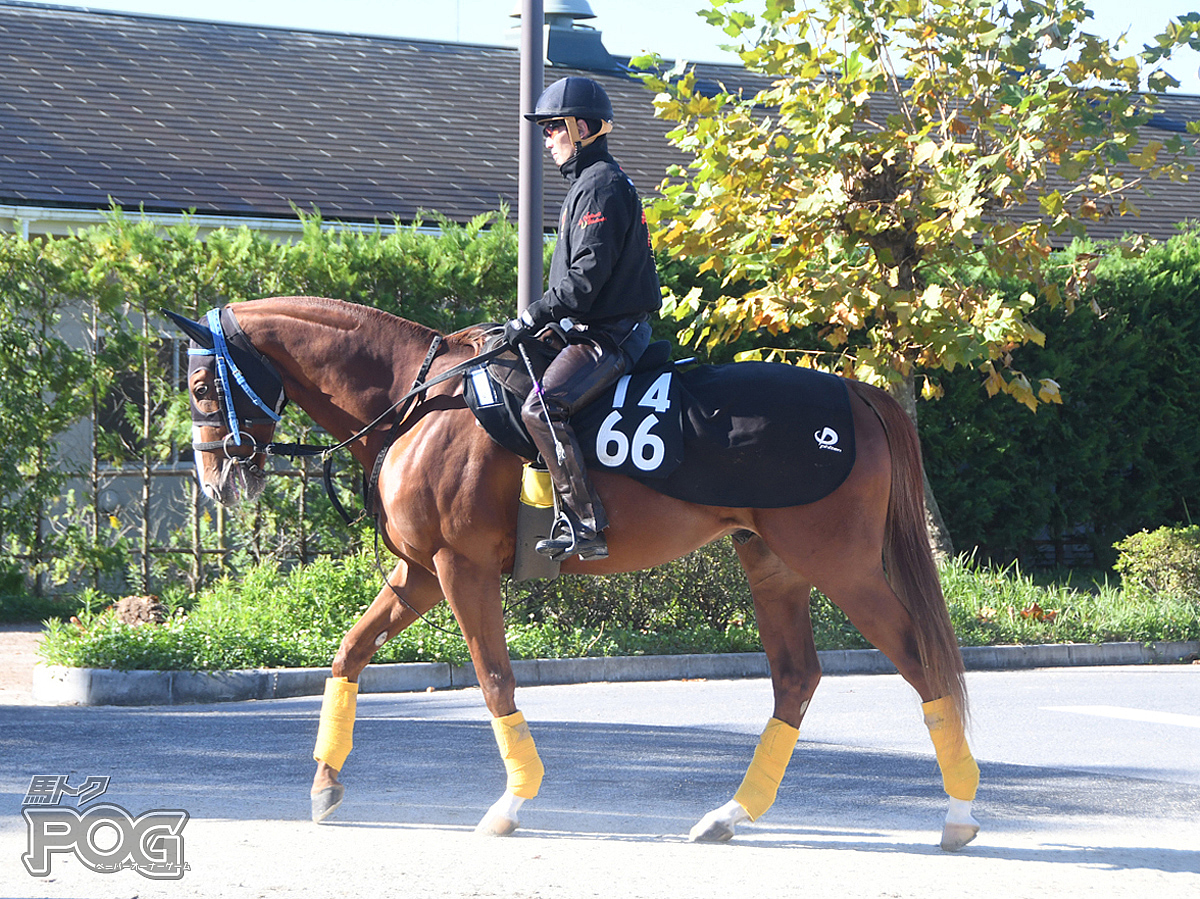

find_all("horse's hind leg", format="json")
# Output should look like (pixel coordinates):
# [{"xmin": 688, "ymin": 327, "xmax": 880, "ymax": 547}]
[
  {"xmin": 310, "ymin": 557, "xmax": 443, "ymax": 823},
  {"xmin": 690, "ymin": 534, "xmax": 820, "ymax": 843},
  {"xmin": 812, "ymin": 564, "xmax": 980, "ymax": 850}
]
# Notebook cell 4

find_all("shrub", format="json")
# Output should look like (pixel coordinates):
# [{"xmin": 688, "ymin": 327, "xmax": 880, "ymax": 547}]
[
  {"xmin": 1113, "ymin": 526, "xmax": 1200, "ymax": 598},
  {"xmin": 38, "ymin": 542, "xmax": 864, "ymax": 670},
  {"xmin": 920, "ymin": 228, "xmax": 1200, "ymax": 566},
  {"xmin": 512, "ymin": 540, "xmax": 753, "ymax": 632},
  {"xmin": 0, "ymin": 561, "xmax": 82, "ymax": 623}
]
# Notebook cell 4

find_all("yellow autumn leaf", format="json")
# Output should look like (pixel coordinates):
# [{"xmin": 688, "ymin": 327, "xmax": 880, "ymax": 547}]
[{"xmin": 1038, "ymin": 378, "xmax": 1063, "ymax": 404}]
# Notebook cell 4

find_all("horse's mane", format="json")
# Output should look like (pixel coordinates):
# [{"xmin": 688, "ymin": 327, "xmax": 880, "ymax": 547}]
[{"xmin": 250, "ymin": 295, "xmax": 489, "ymax": 352}]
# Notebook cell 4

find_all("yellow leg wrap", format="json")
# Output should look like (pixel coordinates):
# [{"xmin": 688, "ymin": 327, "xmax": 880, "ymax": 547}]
[
  {"xmin": 733, "ymin": 717, "xmax": 800, "ymax": 821},
  {"xmin": 923, "ymin": 697, "xmax": 980, "ymax": 801},
  {"xmin": 313, "ymin": 676, "xmax": 358, "ymax": 771},
  {"xmin": 491, "ymin": 711, "xmax": 545, "ymax": 800}
]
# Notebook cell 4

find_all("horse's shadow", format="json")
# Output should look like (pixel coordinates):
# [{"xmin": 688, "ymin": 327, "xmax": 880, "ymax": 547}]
[{"xmin": 2, "ymin": 699, "xmax": 1197, "ymax": 875}]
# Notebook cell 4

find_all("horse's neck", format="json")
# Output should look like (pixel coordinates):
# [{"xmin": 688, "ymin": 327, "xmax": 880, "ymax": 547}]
[{"xmin": 237, "ymin": 299, "xmax": 449, "ymax": 457}]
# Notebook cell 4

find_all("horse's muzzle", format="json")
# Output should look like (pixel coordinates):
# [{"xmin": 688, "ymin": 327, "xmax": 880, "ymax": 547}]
[{"xmin": 200, "ymin": 453, "xmax": 267, "ymax": 506}]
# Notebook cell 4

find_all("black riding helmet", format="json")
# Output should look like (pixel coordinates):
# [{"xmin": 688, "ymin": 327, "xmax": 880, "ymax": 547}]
[
  {"xmin": 525, "ymin": 76, "xmax": 614, "ymax": 153},
  {"xmin": 524, "ymin": 76, "xmax": 614, "ymax": 124}
]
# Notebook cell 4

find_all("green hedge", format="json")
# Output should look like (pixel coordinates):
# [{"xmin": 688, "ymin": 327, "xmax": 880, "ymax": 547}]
[
  {"xmin": 37, "ymin": 547, "xmax": 1199, "ymax": 670},
  {"xmin": 920, "ymin": 229, "xmax": 1200, "ymax": 567},
  {"xmin": 4, "ymin": 210, "xmax": 1200, "ymax": 594},
  {"xmin": 0, "ymin": 210, "xmax": 537, "ymax": 593},
  {"xmin": 0, "ymin": 208, "xmax": 716, "ymax": 595}
]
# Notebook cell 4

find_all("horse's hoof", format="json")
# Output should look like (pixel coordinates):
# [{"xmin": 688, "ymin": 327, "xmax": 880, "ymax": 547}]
[
  {"xmin": 475, "ymin": 813, "xmax": 520, "ymax": 837},
  {"xmin": 689, "ymin": 817, "xmax": 736, "ymax": 843},
  {"xmin": 311, "ymin": 784, "xmax": 345, "ymax": 824},
  {"xmin": 940, "ymin": 821, "xmax": 980, "ymax": 852},
  {"xmin": 475, "ymin": 791, "xmax": 524, "ymax": 836},
  {"xmin": 688, "ymin": 800, "xmax": 747, "ymax": 843}
]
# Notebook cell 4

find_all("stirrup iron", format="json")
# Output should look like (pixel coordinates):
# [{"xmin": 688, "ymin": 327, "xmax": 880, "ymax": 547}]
[{"xmin": 535, "ymin": 514, "xmax": 608, "ymax": 561}]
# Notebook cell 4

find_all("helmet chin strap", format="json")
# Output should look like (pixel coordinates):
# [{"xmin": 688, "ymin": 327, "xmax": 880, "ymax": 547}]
[{"xmin": 565, "ymin": 116, "xmax": 614, "ymax": 155}]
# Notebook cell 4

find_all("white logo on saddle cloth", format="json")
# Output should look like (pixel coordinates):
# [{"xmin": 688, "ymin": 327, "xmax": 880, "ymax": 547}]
[{"xmin": 815, "ymin": 427, "xmax": 842, "ymax": 452}]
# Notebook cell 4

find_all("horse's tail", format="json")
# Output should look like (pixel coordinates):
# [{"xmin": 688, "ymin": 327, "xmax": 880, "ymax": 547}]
[{"xmin": 847, "ymin": 380, "xmax": 968, "ymax": 723}]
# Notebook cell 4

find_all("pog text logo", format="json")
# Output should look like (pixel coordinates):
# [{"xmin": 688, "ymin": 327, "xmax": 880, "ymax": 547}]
[{"xmin": 21, "ymin": 774, "xmax": 190, "ymax": 880}]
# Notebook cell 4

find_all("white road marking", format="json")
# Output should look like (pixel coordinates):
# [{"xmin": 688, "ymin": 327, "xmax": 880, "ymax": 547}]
[{"xmin": 1043, "ymin": 705, "xmax": 1200, "ymax": 728}]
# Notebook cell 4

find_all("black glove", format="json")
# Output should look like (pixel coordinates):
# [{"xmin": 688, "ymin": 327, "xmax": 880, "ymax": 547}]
[{"xmin": 503, "ymin": 311, "xmax": 536, "ymax": 347}]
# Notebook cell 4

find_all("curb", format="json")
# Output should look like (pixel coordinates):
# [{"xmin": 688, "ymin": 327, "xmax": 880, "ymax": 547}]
[{"xmin": 31, "ymin": 640, "xmax": 1200, "ymax": 706}]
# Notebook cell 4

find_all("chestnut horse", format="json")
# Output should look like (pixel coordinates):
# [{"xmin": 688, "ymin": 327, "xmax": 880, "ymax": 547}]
[{"xmin": 167, "ymin": 296, "xmax": 981, "ymax": 851}]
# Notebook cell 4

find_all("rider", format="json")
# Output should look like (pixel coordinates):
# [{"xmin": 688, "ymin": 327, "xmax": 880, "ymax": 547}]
[{"xmin": 504, "ymin": 76, "xmax": 661, "ymax": 561}]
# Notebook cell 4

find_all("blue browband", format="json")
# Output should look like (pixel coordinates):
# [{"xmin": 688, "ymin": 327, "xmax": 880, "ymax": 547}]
[{"xmin": 189, "ymin": 308, "xmax": 283, "ymax": 446}]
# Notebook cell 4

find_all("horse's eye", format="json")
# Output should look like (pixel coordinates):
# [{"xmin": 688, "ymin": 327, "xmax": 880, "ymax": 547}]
[{"xmin": 194, "ymin": 384, "xmax": 209, "ymax": 398}]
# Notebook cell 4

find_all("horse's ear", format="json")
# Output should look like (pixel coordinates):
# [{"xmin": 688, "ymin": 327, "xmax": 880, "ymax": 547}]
[{"xmin": 161, "ymin": 309, "xmax": 214, "ymax": 350}]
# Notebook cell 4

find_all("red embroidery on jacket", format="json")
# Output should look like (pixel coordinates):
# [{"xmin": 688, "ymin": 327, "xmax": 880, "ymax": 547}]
[{"xmin": 578, "ymin": 211, "xmax": 607, "ymax": 228}]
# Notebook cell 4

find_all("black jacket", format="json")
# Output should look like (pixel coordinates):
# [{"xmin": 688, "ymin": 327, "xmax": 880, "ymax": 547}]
[{"xmin": 524, "ymin": 138, "xmax": 661, "ymax": 329}]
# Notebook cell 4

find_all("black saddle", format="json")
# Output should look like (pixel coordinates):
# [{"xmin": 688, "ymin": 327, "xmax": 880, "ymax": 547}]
[{"xmin": 464, "ymin": 327, "xmax": 857, "ymax": 508}]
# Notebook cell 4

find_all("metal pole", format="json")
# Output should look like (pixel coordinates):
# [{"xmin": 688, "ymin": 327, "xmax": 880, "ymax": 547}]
[
  {"xmin": 140, "ymin": 302, "xmax": 153, "ymax": 591},
  {"xmin": 517, "ymin": 0, "xmax": 544, "ymax": 314}
]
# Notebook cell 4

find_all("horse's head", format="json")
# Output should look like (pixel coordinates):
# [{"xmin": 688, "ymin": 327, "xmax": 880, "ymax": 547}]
[{"xmin": 163, "ymin": 307, "xmax": 288, "ymax": 505}]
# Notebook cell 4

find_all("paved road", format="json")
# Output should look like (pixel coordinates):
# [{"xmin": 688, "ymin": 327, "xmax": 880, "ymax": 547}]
[{"xmin": 1, "ymin": 665, "xmax": 1197, "ymax": 898}]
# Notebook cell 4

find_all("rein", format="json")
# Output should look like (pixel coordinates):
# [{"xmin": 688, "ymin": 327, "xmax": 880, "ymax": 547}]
[{"xmin": 204, "ymin": 330, "xmax": 511, "ymax": 524}]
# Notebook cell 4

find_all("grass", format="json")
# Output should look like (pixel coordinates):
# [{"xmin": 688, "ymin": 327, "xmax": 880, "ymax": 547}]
[
  {"xmin": 942, "ymin": 559, "xmax": 1200, "ymax": 646},
  {"xmin": 28, "ymin": 547, "xmax": 1200, "ymax": 671}
]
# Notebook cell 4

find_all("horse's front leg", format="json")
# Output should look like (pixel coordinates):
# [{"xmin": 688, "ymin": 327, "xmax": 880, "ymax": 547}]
[
  {"xmin": 690, "ymin": 535, "xmax": 820, "ymax": 843},
  {"xmin": 310, "ymin": 557, "xmax": 443, "ymax": 823},
  {"xmin": 434, "ymin": 551, "xmax": 544, "ymax": 837}
]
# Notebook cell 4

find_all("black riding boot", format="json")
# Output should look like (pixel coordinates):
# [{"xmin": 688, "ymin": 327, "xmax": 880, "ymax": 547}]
[
  {"xmin": 521, "ymin": 336, "xmax": 627, "ymax": 561},
  {"xmin": 527, "ymin": 406, "xmax": 610, "ymax": 560}
]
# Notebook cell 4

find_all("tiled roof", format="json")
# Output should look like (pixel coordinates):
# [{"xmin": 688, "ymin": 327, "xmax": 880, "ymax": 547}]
[
  {"xmin": 0, "ymin": 0, "xmax": 1196, "ymax": 243},
  {"xmin": 0, "ymin": 0, "xmax": 732, "ymax": 225}
]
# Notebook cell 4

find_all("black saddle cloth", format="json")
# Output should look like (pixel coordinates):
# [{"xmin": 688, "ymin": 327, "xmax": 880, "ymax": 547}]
[{"xmin": 464, "ymin": 334, "xmax": 856, "ymax": 508}]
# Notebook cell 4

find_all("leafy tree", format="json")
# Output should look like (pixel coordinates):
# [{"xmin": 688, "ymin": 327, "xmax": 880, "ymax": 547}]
[
  {"xmin": 638, "ymin": 0, "xmax": 1199, "ymax": 551},
  {"xmin": 0, "ymin": 235, "xmax": 95, "ymax": 583}
]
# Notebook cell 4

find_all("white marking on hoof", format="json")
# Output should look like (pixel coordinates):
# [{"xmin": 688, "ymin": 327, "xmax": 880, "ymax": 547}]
[
  {"xmin": 311, "ymin": 783, "xmax": 345, "ymax": 824},
  {"xmin": 940, "ymin": 798, "xmax": 980, "ymax": 851},
  {"xmin": 475, "ymin": 790, "xmax": 524, "ymax": 837},
  {"xmin": 689, "ymin": 799, "xmax": 750, "ymax": 843}
]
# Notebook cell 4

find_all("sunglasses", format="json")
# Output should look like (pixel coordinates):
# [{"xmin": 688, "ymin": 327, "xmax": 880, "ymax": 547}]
[{"xmin": 541, "ymin": 121, "xmax": 568, "ymax": 138}]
